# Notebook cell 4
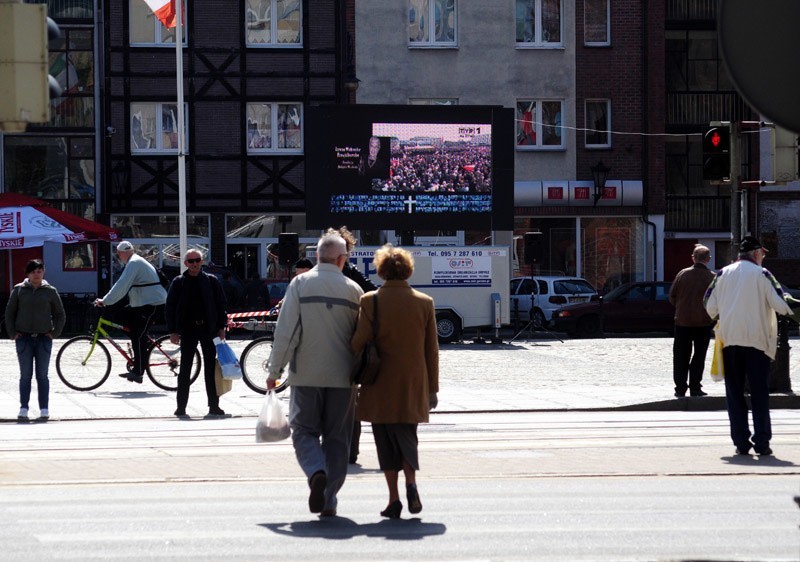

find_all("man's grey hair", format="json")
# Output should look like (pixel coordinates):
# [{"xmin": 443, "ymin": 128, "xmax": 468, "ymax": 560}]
[
  {"xmin": 317, "ymin": 233, "xmax": 346, "ymax": 264},
  {"xmin": 738, "ymin": 249, "xmax": 758, "ymax": 261}
]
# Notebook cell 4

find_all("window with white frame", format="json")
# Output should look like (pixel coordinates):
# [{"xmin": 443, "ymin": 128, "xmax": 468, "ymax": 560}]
[
  {"xmin": 585, "ymin": 99, "xmax": 611, "ymax": 148},
  {"xmin": 130, "ymin": 0, "xmax": 186, "ymax": 45},
  {"xmin": 515, "ymin": 0, "xmax": 562, "ymax": 47},
  {"xmin": 408, "ymin": 0, "xmax": 456, "ymax": 47},
  {"xmin": 246, "ymin": 0, "xmax": 302, "ymax": 46},
  {"xmin": 130, "ymin": 102, "xmax": 188, "ymax": 153},
  {"xmin": 584, "ymin": 0, "xmax": 610, "ymax": 46},
  {"xmin": 246, "ymin": 102, "xmax": 303, "ymax": 153},
  {"xmin": 516, "ymin": 99, "xmax": 564, "ymax": 149}
]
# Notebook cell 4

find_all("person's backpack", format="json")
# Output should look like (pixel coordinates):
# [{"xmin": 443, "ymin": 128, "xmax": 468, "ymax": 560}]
[{"xmin": 133, "ymin": 267, "xmax": 170, "ymax": 290}]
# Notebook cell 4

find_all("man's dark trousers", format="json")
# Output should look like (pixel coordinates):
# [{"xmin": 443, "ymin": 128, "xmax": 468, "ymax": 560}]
[
  {"xmin": 673, "ymin": 324, "xmax": 712, "ymax": 394},
  {"xmin": 176, "ymin": 329, "xmax": 219, "ymax": 411},
  {"xmin": 116, "ymin": 304, "xmax": 161, "ymax": 376},
  {"xmin": 722, "ymin": 345, "xmax": 771, "ymax": 452}
]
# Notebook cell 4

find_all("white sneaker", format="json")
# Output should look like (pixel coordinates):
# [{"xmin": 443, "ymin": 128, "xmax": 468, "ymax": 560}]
[
  {"xmin": 18, "ymin": 408, "xmax": 28, "ymax": 420},
  {"xmin": 39, "ymin": 408, "xmax": 49, "ymax": 420}
]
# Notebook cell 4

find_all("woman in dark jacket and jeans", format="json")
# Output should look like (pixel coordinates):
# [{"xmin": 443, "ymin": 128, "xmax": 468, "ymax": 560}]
[{"xmin": 5, "ymin": 259, "xmax": 65, "ymax": 421}]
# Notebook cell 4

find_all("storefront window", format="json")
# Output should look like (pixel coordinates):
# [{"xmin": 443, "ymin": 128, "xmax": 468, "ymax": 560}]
[
  {"xmin": 111, "ymin": 214, "xmax": 209, "ymax": 238},
  {"xmin": 514, "ymin": 216, "xmax": 645, "ymax": 292}
]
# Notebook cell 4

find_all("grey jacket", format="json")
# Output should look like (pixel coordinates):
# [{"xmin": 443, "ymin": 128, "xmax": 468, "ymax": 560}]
[
  {"xmin": 103, "ymin": 254, "xmax": 166, "ymax": 307},
  {"xmin": 267, "ymin": 263, "xmax": 363, "ymax": 388},
  {"xmin": 5, "ymin": 280, "xmax": 66, "ymax": 338}
]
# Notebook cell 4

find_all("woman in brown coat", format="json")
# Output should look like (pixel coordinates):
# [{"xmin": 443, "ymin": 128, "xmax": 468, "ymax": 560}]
[{"xmin": 351, "ymin": 244, "xmax": 439, "ymax": 519}]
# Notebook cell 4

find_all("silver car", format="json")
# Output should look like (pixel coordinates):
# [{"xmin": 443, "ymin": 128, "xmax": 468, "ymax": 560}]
[{"xmin": 510, "ymin": 276, "xmax": 598, "ymax": 329}]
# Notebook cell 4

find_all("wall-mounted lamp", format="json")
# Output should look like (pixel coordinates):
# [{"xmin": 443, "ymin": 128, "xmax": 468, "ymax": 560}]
[
  {"xmin": 591, "ymin": 160, "xmax": 610, "ymax": 207},
  {"xmin": 342, "ymin": 32, "xmax": 360, "ymax": 93}
]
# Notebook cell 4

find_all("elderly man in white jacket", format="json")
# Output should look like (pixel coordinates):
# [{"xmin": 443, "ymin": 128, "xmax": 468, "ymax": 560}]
[{"xmin": 704, "ymin": 236, "xmax": 793, "ymax": 457}]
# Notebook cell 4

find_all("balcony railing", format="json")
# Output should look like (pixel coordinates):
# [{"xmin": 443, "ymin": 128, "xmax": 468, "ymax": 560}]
[
  {"xmin": 666, "ymin": 0, "xmax": 717, "ymax": 21},
  {"xmin": 666, "ymin": 196, "xmax": 730, "ymax": 231},
  {"xmin": 667, "ymin": 92, "xmax": 754, "ymax": 126}
]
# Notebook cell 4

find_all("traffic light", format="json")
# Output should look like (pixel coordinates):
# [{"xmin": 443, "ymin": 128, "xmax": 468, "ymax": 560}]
[
  {"xmin": 0, "ymin": 4, "xmax": 60, "ymax": 131},
  {"xmin": 702, "ymin": 126, "xmax": 731, "ymax": 181}
]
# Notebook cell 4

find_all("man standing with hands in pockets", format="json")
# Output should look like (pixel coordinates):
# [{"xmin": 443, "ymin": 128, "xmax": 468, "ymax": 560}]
[
  {"xmin": 266, "ymin": 233, "xmax": 363, "ymax": 517},
  {"xmin": 669, "ymin": 244, "xmax": 715, "ymax": 397}
]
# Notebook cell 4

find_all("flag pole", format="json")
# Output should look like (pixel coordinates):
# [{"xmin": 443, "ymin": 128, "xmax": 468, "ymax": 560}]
[{"xmin": 174, "ymin": 0, "xmax": 187, "ymax": 271}]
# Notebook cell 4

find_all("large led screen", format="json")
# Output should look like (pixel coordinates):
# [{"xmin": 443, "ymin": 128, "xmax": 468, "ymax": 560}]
[{"xmin": 305, "ymin": 105, "xmax": 514, "ymax": 230}]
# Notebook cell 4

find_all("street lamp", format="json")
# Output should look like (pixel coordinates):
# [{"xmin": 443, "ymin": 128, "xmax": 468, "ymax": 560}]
[{"xmin": 591, "ymin": 160, "xmax": 610, "ymax": 206}]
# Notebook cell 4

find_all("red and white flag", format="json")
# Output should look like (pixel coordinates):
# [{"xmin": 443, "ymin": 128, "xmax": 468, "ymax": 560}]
[{"xmin": 143, "ymin": 0, "xmax": 177, "ymax": 28}]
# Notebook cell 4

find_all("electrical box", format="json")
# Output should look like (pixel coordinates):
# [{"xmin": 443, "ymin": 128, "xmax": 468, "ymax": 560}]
[
  {"xmin": 772, "ymin": 126, "xmax": 799, "ymax": 183},
  {"xmin": 0, "ymin": 4, "xmax": 49, "ymax": 131}
]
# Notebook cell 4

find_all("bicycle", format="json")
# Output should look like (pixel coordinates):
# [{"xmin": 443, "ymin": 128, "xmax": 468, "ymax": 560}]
[
  {"xmin": 229, "ymin": 315, "xmax": 289, "ymax": 395},
  {"xmin": 56, "ymin": 315, "xmax": 201, "ymax": 392}
]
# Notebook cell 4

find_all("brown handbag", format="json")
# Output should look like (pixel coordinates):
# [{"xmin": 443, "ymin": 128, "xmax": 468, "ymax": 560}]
[{"xmin": 351, "ymin": 292, "xmax": 381, "ymax": 386}]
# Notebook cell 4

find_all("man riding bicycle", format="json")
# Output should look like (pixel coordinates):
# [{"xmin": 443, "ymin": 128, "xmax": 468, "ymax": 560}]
[{"xmin": 94, "ymin": 241, "xmax": 167, "ymax": 383}]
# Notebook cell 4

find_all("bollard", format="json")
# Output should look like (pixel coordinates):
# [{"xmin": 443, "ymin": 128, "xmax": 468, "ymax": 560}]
[{"xmin": 768, "ymin": 316, "xmax": 792, "ymax": 393}]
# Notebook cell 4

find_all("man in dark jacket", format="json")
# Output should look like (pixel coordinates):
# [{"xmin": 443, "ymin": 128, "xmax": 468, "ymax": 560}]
[
  {"xmin": 331, "ymin": 226, "xmax": 378, "ymax": 464},
  {"xmin": 669, "ymin": 244, "xmax": 715, "ymax": 397},
  {"xmin": 166, "ymin": 249, "xmax": 228, "ymax": 417}
]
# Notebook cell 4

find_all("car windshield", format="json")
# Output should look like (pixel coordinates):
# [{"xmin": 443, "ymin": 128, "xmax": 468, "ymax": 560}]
[
  {"xmin": 553, "ymin": 279, "xmax": 596, "ymax": 294},
  {"xmin": 603, "ymin": 284, "xmax": 631, "ymax": 300}
]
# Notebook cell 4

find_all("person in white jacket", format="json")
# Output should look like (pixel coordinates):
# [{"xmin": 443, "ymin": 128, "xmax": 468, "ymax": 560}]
[
  {"xmin": 94, "ymin": 241, "xmax": 167, "ymax": 383},
  {"xmin": 704, "ymin": 236, "xmax": 793, "ymax": 456}
]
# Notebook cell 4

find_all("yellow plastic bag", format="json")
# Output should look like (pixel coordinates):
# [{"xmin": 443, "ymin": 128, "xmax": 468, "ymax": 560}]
[{"xmin": 710, "ymin": 334, "xmax": 724, "ymax": 382}]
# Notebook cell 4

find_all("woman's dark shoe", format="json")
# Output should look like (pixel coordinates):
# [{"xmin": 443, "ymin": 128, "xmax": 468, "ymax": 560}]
[
  {"xmin": 406, "ymin": 484, "xmax": 422, "ymax": 514},
  {"xmin": 380, "ymin": 500, "xmax": 403, "ymax": 519}
]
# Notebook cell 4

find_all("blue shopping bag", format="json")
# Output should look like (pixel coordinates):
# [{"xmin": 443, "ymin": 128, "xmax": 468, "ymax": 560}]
[{"xmin": 213, "ymin": 337, "xmax": 243, "ymax": 380}]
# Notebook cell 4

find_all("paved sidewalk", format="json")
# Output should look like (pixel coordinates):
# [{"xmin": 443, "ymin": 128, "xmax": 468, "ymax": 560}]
[{"xmin": 1, "ymin": 335, "xmax": 799, "ymax": 422}]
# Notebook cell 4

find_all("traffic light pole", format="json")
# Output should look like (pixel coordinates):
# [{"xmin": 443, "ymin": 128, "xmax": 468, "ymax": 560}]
[{"xmin": 728, "ymin": 121, "xmax": 742, "ymax": 263}]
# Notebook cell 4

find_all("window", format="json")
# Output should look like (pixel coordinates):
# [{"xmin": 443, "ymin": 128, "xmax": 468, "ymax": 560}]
[
  {"xmin": 585, "ymin": 99, "xmax": 611, "ymax": 148},
  {"xmin": 408, "ymin": 0, "xmax": 456, "ymax": 47},
  {"xmin": 49, "ymin": 28, "xmax": 95, "ymax": 128},
  {"xmin": 515, "ymin": 0, "xmax": 562, "ymax": 47},
  {"xmin": 666, "ymin": 30, "xmax": 734, "ymax": 92},
  {"xmin": 63, "ymin": 242, "xmax": 96, "ymax": 271},
  {"xmin": 246, "ymin": 0, "xmax": 302, "ymax": 46},
  {"xmin": 3, "ymin": 135, "xmax": 96, "ymax": 220},
  {"xmin": 130, "ymin": 0, "xmax": 186, "ymax": 45},
  {"xmin": 130, "ymin": 103, "xmax": 188, "ymax": 153},
  {"xmin": 246, "ymin": 103, "xmax": 303, "ymax": 153},
  {"xmin": 584, "ymin": 0, "xmax": 610, "ymax": 46},
  {"xmin": 516, "ymin": 99, "xmax": 564, "ymax": 149}
]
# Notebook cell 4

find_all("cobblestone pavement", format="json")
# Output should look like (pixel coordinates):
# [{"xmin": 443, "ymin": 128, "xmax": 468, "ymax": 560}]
[{"xmin": 1, "ymin": 334, "xmax": 799, "ymax": 422}]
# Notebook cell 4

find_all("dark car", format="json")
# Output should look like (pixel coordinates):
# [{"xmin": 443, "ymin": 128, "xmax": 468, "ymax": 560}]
[{"xmin": 552, "ymin": 281, "xmax": 675, "ymax": 337}]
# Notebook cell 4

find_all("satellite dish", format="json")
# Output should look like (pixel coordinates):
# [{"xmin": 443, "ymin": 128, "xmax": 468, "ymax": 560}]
[{"xmin": 717, "ymin": 1, "xmax": 800, "ymax": 133}]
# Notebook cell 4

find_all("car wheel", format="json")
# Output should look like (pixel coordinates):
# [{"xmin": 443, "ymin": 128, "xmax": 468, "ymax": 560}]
[
  {"xmin": 436, "ymin": 310, "xmax": 462, "ymax": 344},
  {"xmin": 576, "ymin": 315, "xmax": 602, "ymax": 337},
  {"xmin": 531, "ymin": 308, "xmax": 546, "ymax": 330}
]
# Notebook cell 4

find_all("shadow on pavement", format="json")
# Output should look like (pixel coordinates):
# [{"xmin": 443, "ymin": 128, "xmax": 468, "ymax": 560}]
[
  {"xmin": 721, "ymin": 455, "xmax": 797, "ymax": 467},
  {"xmin": 106, "ymin": 391, "xmax": 169, "ymax": 400},
  {"xmin": 260, "ymin": 517, "xmax": 446, "ymax": 540}
]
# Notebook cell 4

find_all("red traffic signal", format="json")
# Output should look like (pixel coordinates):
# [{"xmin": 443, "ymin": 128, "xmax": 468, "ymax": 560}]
[{"xmin": 702, "ymin": 126, "xmax": 731, "ymax": 180}]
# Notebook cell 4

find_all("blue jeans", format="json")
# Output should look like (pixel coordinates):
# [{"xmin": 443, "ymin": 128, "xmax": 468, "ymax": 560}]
[{"xmin": 16, "ymin": 335, "xmax": 53, "ymax": 410}]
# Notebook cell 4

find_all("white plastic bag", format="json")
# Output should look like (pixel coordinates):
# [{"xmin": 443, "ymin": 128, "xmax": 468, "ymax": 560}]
[{"xmin": 256, "ymin": 391, "xmax": 291, "ymax": 443}]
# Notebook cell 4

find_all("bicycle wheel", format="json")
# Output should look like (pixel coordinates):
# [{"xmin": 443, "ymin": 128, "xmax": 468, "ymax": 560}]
[
  {"xmin": 56, "ymin": 336, "xmax": 112, "ymax": 391},
  {"xmin": 240, "ymin": 337, "xmax": 288, "ymax": 395},
  {"xmin": 145, "ymin": 335, "xmax": 201, "ymax": 391}
]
